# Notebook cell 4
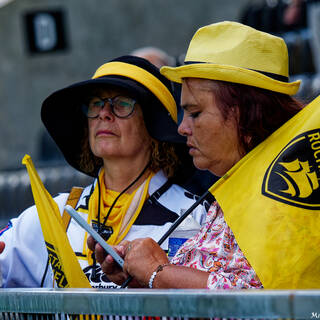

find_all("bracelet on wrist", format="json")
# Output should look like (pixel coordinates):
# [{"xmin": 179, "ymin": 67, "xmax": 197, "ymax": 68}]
[{"xmin": 148, "ymin": 263, "xmax": 170, "ymax": 288}]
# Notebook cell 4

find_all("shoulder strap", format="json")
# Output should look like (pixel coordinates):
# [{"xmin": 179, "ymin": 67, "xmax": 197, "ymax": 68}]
[
  {"xmin": 62, "ymin": 187, "xmax": 84, "ymax": 231},
  {"xmin": 149, "ymin": 179, "xmax": 173, "ymax": 201}
]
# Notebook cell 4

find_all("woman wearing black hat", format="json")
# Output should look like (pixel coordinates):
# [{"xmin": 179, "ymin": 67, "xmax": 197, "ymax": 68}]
[{"xmin": 0, "ymin": 56, "xmax": 208, "ymax": 288}]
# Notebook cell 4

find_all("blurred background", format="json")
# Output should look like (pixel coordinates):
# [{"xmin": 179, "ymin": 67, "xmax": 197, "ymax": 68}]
[{"xmin": 0, "ymin": 0, "xmax": 319, "ymax": 227}]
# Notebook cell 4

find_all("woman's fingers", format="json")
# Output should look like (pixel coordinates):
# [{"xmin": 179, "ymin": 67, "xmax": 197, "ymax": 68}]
[
  {"xmin": 123, "ymin": 238, "xmax": 169, "ymax": 286},
  {"xmin": 94, "ymin": 241, "xmax": 127, "ymax": 274},
  {"xmin": 98, "ymin": 244, "xmax": 130, "ymax": 285},
  {"xmin": 87, "ymin": 237, "xmax": 146, "ymax": 286},
  {"xmin": 100, "ymin": 252, "xmax": 117, "ymax": 274},
  {"xmin": 87, "ymin": 235, "xmax": 96, "ymax": 251},
  {"xmin": 94, "ymin": 242, "xmax": 108, "ymax": 264}
]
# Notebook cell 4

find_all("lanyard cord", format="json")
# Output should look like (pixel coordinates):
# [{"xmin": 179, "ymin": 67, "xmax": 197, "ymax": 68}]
[
  {"xmin": 91, "ymin": 161, "xmax": 150, "ymax": 279},
  {"xmin": 97, "ymin": 160, "xmax": 151, "ymax": 232}
]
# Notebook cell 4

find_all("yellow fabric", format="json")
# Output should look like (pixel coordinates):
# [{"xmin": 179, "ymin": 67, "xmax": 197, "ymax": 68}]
[
  {"xmin": 100, "ymin": 189, "xmax": 130, "ymax": 244},
  {"xmin": 88, "ymin": 168, "xmax": 153, "ymax": 258},
  {"xmin": 208, "ymin": 96, "xmax": 320, "ymax": 289},
  {"xmin": 22, "ymin": 155, "xmax": 91, "ymax": 288},
  {"xmin": 161, "ymin": 21, "xmax": 300, "ymax": 95},
  {"xmin": 186, "ymin": 21, "xmax": 288, "ymax": 77},
  {"xmin": 92, "ymin": 61, "xmax": 177, "ymax": 122}
]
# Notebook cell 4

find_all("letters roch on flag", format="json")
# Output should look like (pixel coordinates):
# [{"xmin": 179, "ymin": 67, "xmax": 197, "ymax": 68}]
[
  {"xmin": 22, "ymin": 155, "xmax": 91, "ymax": 288},
  {"xmin": 209, "ymin": 95, "xmax": 320, "ymax": 289}
]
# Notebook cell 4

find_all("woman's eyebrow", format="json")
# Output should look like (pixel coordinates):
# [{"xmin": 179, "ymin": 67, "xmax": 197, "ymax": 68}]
[{"xmin": 181, "ymin": 103, "xmax": 197, "ymax": 111}]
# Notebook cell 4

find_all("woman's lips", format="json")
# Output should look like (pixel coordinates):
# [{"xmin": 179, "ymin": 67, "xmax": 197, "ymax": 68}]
[
  {"xmin": 96, "ymin": 130, "xmax": 115, "ymax": 137},
  {"xmin": 187, "ymin": 143, "xmax": 197, "ymax": 154}
]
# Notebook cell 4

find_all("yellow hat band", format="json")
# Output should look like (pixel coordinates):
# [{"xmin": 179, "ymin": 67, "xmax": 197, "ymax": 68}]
[
  {"xmin": 93, "ymin": 61, "xmax": 177, "ymax": 123},
  {"xmin": 161, "ymin": 63, "xmax": 301, "ymax": 96}
]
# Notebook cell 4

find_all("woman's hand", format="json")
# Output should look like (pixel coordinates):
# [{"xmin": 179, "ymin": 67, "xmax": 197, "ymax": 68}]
[
  {"xmin": 88, "ymin": 236, "xmax": 209, "ymax": 288},
  {"xmin": 0, "ymin": 241, "xmax": 5, "ymax": 254},
  {"xmin": 87, "ymin": 236, "xmax": 168, "ymax": 287},
  {"xmin": 123, "ymin": 239, "xmax": 209, "ymax": 288},
  {"xmin": 87, "ymin": 236, "xmax": 141, "ymax": 286},
  {"xmin": 123, "ymin": 237, "xmax": 169, "ymax": 287},
  {"xmin": 87, "ymin": 235, "xmax": 126, "ymax": 285}
]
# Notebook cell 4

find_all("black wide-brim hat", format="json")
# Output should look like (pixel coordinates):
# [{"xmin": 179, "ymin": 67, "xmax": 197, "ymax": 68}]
[{"xmin": 41, "ymin": 55, "xmax": 191, "ymax": 178}]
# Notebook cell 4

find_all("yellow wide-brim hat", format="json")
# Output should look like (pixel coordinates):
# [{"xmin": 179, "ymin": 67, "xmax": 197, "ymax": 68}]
[{"xmin": 161, "ymin": 21, "xmax": 300, "ymax": 95}]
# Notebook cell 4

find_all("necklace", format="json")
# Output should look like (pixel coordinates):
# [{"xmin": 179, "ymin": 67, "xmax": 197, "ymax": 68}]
[{"xmin": 96, "ymin": 161, "xmax": 151, "ymax": 240}]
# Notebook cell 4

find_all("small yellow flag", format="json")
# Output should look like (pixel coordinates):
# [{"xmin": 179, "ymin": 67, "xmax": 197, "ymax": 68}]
[
  {"xmin": 22, "ymin": 155, "xmax": 91, "ymax": 288},
  {"xmin": 209, "ymin": 96, "xmax": 320, "ymax": 289}
]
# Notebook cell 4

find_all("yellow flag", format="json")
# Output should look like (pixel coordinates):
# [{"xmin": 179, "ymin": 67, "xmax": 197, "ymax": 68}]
[
  {"xmin": 209, "ymin": 96, "xmax": 320, "ymax": 289},
  {"xmin": 22, "ymin": 155, "xmax": 91, "ymax": 288}
]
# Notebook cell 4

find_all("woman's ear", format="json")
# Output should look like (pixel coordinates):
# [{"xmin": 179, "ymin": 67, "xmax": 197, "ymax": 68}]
[
  {"xmin": 232, "ymin": 105, "xmax": 250, "ymax": 155},
  {"xmin": 231, "ymin": 105, "xmax": 240, "ymax": 122},
  {"xmin": 244, "ymin": 135, "xmax": 252, "ymax": 145}
]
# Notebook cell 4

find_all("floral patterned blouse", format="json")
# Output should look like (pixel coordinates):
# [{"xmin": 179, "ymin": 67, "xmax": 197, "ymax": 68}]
[{"xmin": 170, "ymin": 202, "xmax": 263, "ymax": 289}]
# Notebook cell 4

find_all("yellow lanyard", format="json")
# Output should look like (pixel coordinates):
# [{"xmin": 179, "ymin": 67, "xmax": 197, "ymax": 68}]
[{"xmin": 85, "ymin": 169, "xmax": 154, "ymax": 265}]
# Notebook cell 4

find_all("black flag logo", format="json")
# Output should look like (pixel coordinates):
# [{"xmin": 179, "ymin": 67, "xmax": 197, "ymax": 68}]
[{"xmin": 262, "ymin": 129, "xmax": 320, "ymax": 209}]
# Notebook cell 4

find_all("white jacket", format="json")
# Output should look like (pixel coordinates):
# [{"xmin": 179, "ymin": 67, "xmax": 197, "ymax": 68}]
[{"xmin": 0, "ymin": 170, "xmax": 208, "ymax": 288}]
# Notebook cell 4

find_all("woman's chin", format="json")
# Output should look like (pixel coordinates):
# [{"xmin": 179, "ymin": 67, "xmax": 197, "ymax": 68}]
[
  {"xmin": 192, "ymin": 157, "xmax": 210, "ymax": 171},
  {"xmin": 193, "ymin": 158, "xmax": 224, "ymax": 177},
  {"xmin": 92, "ymin": 144, "xmax": 120, "ymax": 158}
]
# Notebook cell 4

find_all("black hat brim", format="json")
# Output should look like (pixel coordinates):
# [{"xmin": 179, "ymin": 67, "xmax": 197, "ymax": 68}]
[{"xmin": 41, "ymin": 75, "xmax": 186, "ymax": 176}]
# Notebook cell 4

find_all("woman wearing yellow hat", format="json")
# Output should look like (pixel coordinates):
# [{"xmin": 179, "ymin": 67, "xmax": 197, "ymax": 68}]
[{"xmin": 93, "ymin": 21, "xmax": 304, "ymax": 289}]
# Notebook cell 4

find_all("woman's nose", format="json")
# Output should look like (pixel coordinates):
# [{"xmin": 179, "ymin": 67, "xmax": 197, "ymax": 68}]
[
  {"xmin": 99, "ymin": 102, "xmax": 115, "ymax": 120},
  {"xmin": 178, "ymin": 116, "xmax": 192, "ymax": 136}
]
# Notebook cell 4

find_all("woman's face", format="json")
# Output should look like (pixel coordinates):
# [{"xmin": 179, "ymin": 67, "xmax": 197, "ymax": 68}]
[
  {"xmin": 178, "ymin": 78, "xmax": 245, "ymax": 177},
  {"xmin": 88, "ymin": 88, "xmax": 151, "ymax": 162}
]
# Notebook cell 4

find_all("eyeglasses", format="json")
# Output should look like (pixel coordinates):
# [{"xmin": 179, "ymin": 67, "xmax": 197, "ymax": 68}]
[{"xmin": 82, "ymin": 95, "xmax": 136, "ymax": 119}]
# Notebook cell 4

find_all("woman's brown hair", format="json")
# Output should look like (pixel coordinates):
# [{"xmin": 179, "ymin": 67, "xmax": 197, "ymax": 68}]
[
  {"xmin": 79, "ymin": 127, "xmax": 180, "ymax": 178},
  {"xmin": 207, "ymin": 80, "xmax": 304, "ymax": 153}
]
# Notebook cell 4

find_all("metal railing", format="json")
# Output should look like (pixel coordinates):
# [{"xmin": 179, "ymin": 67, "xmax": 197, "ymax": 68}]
[{"xmin": 0, "ymin": 288, "xmax": 320, "ymax": 319}]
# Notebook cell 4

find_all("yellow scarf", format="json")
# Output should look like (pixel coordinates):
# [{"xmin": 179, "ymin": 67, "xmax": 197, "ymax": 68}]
[{"xmin": 86, "ymin": 168, "xmax": 153, "ymax": 263}]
